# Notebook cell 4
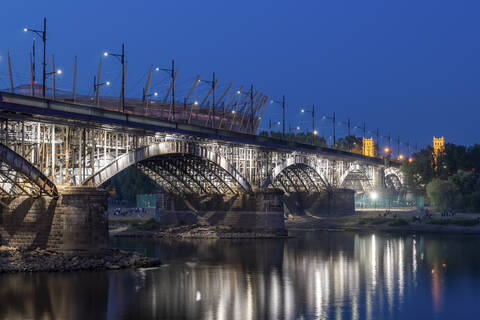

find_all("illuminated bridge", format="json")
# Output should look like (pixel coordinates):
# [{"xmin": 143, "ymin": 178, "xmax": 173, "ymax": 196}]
[{"xmin": 0, "ymin": 92, "xmax": 403, "ymax": 250}]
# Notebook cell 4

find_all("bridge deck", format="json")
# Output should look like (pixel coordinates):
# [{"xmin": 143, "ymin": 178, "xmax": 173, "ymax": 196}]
[{"xmin": 0, "ymin": 91, "xmax": 392, "ymax": 166}]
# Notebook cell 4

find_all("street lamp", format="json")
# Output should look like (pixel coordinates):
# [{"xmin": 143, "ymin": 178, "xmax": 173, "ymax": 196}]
[
  {"xmin": 154, "ymin": 60, "xmax": 175, "ymax": 121},
  {"xmin": 93, "ymin": 78, "xmax": 111, "ymax": 106},
  {"xmin": 199, "ymin": 72, "xmax": 217, "ymax": 128},
  {"xmin": 24, "ymin": 17, "xmax": 46, "ymax": 98},
  {"xmin": 270, "ymin": 95, "xmax": 286, "ymax": 139},
  {"xmin": 300, "ymin": 104, "xmax": 315, "ymax": 144},
  {"xmin": 322, "ymin": 112, "xmax": 336, "ymax": 147},
  {"xmin": 104, "ymin": 44, "xmax": 126, "ymax": 113}
]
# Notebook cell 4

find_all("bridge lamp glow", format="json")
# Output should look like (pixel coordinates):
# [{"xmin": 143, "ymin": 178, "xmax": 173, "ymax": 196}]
[
  {"xmin": 153, "ymin": 92, "xmax": 158, "ymax": 96},
  {"xmin": 313, "ymin": 130, "xmax": 318, "ymax": 135},
  {"xmin": 258, "ymin": 116, "xmax": 262, "ymax": 120},
  {"xmin": 106, "ymin": 81, "xmax": 111, "ymax": 86},
  {"xmin": 408, "ymin": 157, "xmax": 413, "ymax": 163},
  {"xmin": 296, "ymin": 126, "xmax": 300, "ymax": 130},
  {"xmin": 56, "ymin": 69, "xmax": 62, "ymax": 75},
  {"xmin": 232, "ymin": 110, "xmax": 236, "ymax": 114},
  {"xmin": 301, "ymin": 109, "xmax": 305, "ymax": 113},
  {"xmin": 384, "ymin": 147, "xmax": 390, "ymax": 153},
  {"xmin": 23, "ymin": 28, "xmax": 28, "ymax": 32},
  {"xmin": 370, "ymin": 192, "xmax": 378, "ymax": 200},
  {"xmin": 398, "ymin": 154, "xmax": 404, "ymax": 160},
  {"xmin": 236, "ymin": 90, "xmax": 241, "ymax": 95},
  {"xmin": 103, "ymin": 52, "xmax": 109, "ymax": 57},
  {"xmin": 277, "ymin": 121, "xmax": 281, "ymax": 125},
  {"xmin": 194, "ymin": 101, "xmax": 199, "ymax": 106},
  {"xmin": 155, "ymin": 67, "xmax": 160, "ymax": 71}
]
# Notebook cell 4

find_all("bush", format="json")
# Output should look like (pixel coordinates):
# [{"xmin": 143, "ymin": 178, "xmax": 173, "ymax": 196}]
[
  {"xmin": 389, "ymin": 219, "xmax": 409, "ymax": 227},
  {"xmin": 426, "ymin": 218, "xmax": 479, "ymax": 227}
]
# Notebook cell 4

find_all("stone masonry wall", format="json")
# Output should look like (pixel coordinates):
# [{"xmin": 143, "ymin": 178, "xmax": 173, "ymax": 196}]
[
  {"xmin": 156, "ymin": 190, "xmax": 285, "ymax": 231},
  {"xmin": 0, "ymin": 187, "xmax": 108, "ymax": 251}
]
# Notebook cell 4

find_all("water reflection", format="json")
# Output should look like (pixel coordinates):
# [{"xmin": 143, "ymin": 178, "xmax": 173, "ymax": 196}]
[{"xmin": 1, "ymin": 233, "xmax": 480, "ymax": 319}]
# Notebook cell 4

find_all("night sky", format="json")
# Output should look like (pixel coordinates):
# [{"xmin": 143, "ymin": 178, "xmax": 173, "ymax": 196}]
[{"xmin": 1, "ymin": 0, "xmax": 479, "ymax": 152}]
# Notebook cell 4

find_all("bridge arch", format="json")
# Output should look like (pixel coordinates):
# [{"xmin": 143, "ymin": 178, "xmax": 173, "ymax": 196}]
[
  {"xmin": 339, "ymin": 163, "xmax": 374, "ymax": 194},
  {"xmin": 384, "ymin": 167, "xmax": 404, "ymax": 194},
  {"xmin": 262, "ymin": 156, "xmax": 329, "ymax": 193},
  {"xmin": 82, "ymin": 141, "xmax": 252, "ymax": 195},
  {"xmin": 0, "ymin": 143, "xmax": 58, "ymax": 197}
]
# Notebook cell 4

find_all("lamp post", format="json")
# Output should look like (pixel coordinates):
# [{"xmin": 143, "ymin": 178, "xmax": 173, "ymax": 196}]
[
  {"xmin": 93, "ymin": 78, "xmax": 110, "ymax": 106},
  {"xmin": 270, "ymin": 95, "xmax": 286, "ymax": 139},
  {"xmin": 104, "ymin": 44, "xmax": 125, "ymax": 113},
  {"xmin": 322, "ymin": 112, "xmax": 336, "ymax": 147},
  {"xmin": 300, "ymin": 104, "xmax": 316, "ymax": 144},
  {"xmin": 155, "ymin": 60, "xmax": 175, "ymax": 120},
  {"xmin": 24, "ymin": 17, "xmax": 46, "ymax": 98},
  {"xmin": 200, "ymin": 72, "xmax": 217, "ymax": 127},
  {"xmin": 45, "ymin": 65, "xmax": 62, "ymax": 100}
]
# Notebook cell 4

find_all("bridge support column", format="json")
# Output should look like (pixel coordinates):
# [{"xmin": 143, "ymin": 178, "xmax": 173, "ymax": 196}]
[
  {"xmin": 283, "ymin": 189, "xmax": 355, "ymax": 217},
  {"xmin": 373, "ymin": 167, "xmax": 386, "ymax": 192},
  {"xmin": 156, "ymin": 190, "xmax": 286, "ymax": 233},
  {"xmin": 0, "ymin": 187, "xmax": 107, "ymax": 251}
]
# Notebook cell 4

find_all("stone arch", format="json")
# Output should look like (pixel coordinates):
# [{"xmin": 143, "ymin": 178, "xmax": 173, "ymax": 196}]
[
  {"xmin": 262, "ymin": 156, "xmax": 329, "ymax": 193},
  {"xmin": 82, "ymin": 141, "xmax": 251, "ymax": 195},
  {"xmin": 0, "ymin": 143, "xmax": 58, "ymax": 197}
]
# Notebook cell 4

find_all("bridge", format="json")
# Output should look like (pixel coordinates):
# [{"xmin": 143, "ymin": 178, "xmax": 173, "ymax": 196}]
[{"xmin": 0, "ymin": 91, "xmax": 403, "ymax": 250}]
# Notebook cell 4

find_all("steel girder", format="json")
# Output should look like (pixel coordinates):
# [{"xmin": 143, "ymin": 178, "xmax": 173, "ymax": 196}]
[
  {"xmin": 136, "ymin": 154, "xmax": 246, "ymax": 196},
  {"xmin": 0, "ymin": 143, "xmax": 57, "ymax": 197},
  {"xmin": 83, "ymin": 141, "xmax": 252, "ymax": 193}
]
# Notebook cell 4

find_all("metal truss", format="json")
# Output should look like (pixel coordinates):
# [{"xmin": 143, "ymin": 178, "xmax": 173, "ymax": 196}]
[
  {"xmin": 136, "ymin": 154, "xmax": 245, "ymax": 196},
  {"xmin": 269, "ymin": 164, "xmax": 328, "ymax": 193},
  {"xmin": 0, "ymin": 111, "xmax": 404, "ymax": 197},
  {"xmin": 0, "ymin": 143, "xmax": 57, "ymax": 197}
]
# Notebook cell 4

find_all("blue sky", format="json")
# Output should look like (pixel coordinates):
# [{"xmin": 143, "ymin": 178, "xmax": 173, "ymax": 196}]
[{"xmin": 1, "ymin": 0, "xmax": 479, "ymax": 151}]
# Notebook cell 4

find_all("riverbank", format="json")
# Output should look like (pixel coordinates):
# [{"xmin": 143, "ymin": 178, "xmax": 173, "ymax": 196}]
[
  {"xmin": 109, "ymin": 219, "xmax": 288, "ymax": 239},
  {"xmin": 286, "ymin": 212, "xmax": 480, "ymax": 234},
  {"xmin": 0, "ymin": 246, "xmax": 161, "ymax": 273},
  {"xmin": 109, "ymin": 210, "xmax": 480, "ymax": 238}
]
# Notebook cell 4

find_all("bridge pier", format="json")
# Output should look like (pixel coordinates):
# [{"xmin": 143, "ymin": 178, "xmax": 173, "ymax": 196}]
[
  {"xmin": 283, "ymin": 189, "xmax": 355, "ymax": 217},
  {"xmin": 0, "ymin": 187, "xmax": 107, "ymax": 251},
  {"xmin": 156, "ymin": 190, "xmax": 286, "ymax": 233}
]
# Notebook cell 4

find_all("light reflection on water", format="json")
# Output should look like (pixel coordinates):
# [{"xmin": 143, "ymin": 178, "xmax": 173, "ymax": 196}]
[{"xmin": 1, "ymin": 232, "xmax": 480, "ymax": 319}]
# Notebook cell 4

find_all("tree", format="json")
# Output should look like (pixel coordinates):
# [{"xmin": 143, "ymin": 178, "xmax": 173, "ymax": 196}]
[{"xmin": 426, "ymin": 179, "xmax": 458, "ymax": 211}]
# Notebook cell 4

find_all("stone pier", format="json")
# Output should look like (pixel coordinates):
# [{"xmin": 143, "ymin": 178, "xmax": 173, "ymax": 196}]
[
  {"xmin": 0, "ymin": 187, "xmax": 108, "ymax": 251},
  {"xmin": 156, "ymin": 190, "xmax": 286, "ymax": 232},
  {"xmin": 284, "ymin": 189, "xmax": 355, "ymax": 217}
]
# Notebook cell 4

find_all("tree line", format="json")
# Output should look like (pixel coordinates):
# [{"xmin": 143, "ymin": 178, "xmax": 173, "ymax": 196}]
[{"xmin": 401, "ymin": 143, "xmax": 480, "ymax": 212}]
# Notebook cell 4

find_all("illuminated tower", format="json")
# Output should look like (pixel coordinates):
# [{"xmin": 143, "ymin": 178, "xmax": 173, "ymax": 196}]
[
  {"xmin": 433, "ymin": 136, "xmax": 445, "ymax": 170},
  {"xmin": 362, "ymin": 137, "xmax": 375, "ymax": 157}
]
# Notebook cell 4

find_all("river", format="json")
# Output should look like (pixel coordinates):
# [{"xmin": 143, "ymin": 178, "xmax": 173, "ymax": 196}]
[{"xmin": 1, "ymin": 232, "xmax": 479, "ymax": 319}]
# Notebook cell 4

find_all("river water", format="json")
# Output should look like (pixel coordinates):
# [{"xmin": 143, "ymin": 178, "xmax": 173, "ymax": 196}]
[{"xmin": 1, "ymin": 232, "xmax": 479, "ymax": 320}]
